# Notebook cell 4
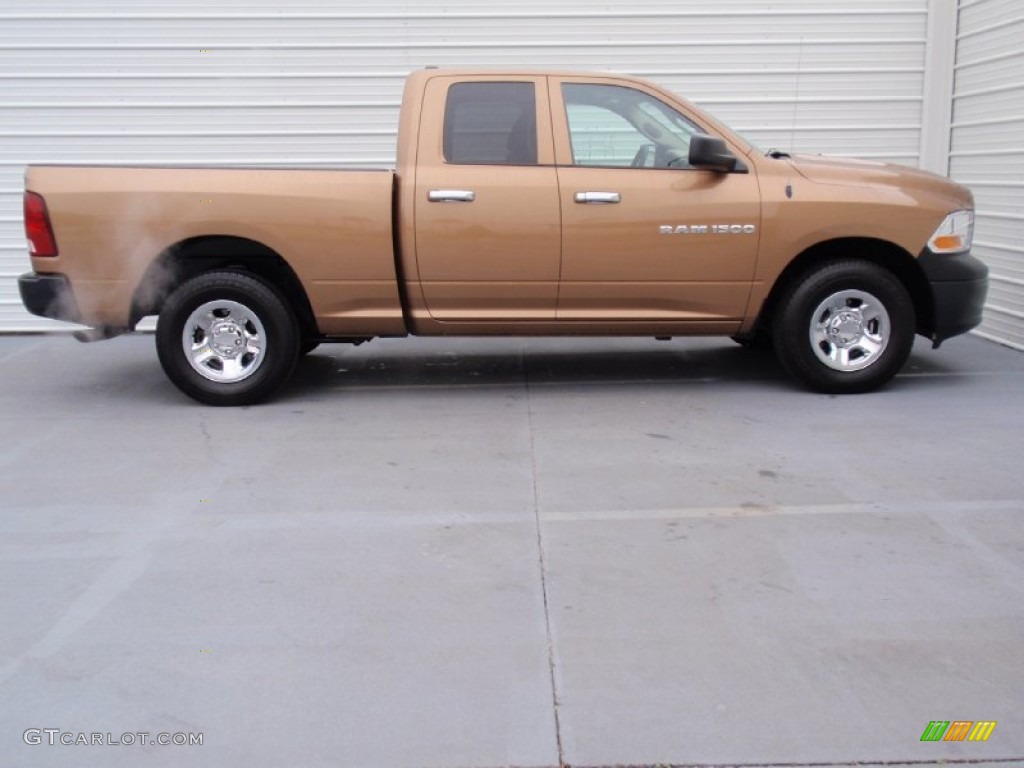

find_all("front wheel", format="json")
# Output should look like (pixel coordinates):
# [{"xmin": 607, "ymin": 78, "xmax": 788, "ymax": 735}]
[
  {"xmin": 773, "ymin": 260, "xmax": 915, "ymax": 394},
  {"xmin": 156, "ymin": 271, "xmax": 300, "ymax": 405}
]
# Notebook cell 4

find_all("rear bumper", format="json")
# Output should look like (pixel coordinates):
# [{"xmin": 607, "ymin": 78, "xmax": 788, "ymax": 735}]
[
  {"xmin": 918, "ymin": 250, "xmax": 989, "ymax": 345},
  {"xmin": 18, "ymin": 272, "xmax": 81, "ymax": 324}
]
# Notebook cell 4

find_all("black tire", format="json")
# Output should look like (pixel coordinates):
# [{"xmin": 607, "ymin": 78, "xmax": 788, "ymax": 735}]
[
  {"xmin": 156, "ymin": 271, "xmax": 300, "ymax": 405},
  {"xmin": 773, "ymin": 260, "xmax": 915, "ymax": 394}
]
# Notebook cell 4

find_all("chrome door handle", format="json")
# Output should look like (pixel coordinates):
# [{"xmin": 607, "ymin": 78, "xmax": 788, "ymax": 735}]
[
  {"xmin": 428, "ymin": 189, "xmax": 476, "ymax": 203},
  {"xmin": 574, "ymin": 191, "xmax": 621, "ymax": 204}
]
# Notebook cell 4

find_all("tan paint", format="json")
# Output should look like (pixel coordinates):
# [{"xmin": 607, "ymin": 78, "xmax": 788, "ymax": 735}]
[
  {"xmin": 26, "ymin": 165, "xmax": 403, "ymax": 334},
  {"xmin": 26, "ymin": 68, "xmax": 972, "ymax": 339}
]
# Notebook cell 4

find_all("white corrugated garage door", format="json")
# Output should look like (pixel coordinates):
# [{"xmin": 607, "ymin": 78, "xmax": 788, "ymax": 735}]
[
  {"xmin": 950, "ymin": 0, "xmax": 1024, "ymax": 350},
  {"xmin": 1, "ymin": 0, "xmax": 929, "ymax": 330}
]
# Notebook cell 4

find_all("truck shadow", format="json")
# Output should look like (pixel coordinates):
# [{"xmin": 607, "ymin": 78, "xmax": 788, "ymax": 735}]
[{"xmin": 283, "ymin": 338, "xmax": 964, "ymax": 397}]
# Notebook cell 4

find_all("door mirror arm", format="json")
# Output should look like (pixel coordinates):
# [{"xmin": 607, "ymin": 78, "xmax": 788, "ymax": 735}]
[{"xmin": 688, "ymin": 134, "xmax": 748, "ymax": 174}]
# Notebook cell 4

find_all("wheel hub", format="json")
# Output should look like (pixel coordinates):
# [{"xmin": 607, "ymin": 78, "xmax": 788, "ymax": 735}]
[
  {"xmin": 209, "ymin": 320, "xmax": 246, "ymax": 358},
  {"xmin": 181, "ymin": 299, "xmax": 267, "ymax": 383},
  {"xmin": 809, "ymin": 289, "xmax": 891, "ymax": 372},
  {"xmin": 826, "ymin": 310, "xmax": 865, "ymax": 348}
]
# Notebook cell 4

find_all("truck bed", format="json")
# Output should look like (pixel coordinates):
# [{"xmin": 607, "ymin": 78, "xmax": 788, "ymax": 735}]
[{"xmin": 25, "ymin": 165, "xmax": 405, "ymax": 336}]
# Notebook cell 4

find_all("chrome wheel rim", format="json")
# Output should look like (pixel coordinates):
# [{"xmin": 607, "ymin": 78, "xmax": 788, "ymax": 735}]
[
  {"xmin": 182, "ymin": 300, "xmax": 267, "ymax": 383},
  {"xmin": 809, "ymin": 289, "xmax": 890, "ymax": 372}
]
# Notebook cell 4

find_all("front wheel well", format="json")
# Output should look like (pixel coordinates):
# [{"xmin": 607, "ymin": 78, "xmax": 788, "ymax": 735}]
[
  {"xmin": 755, "ymin": 238, "xmax": 934, "ymax": 340},
  {"xmin": 130, "ymin": 236, "xmax": 318, "ymax": 339}
]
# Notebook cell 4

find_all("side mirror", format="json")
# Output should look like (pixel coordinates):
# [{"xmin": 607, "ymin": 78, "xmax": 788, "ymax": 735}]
[{"xmin": 688, "ymin": 134, "xmax": 744, "ymax": 173}]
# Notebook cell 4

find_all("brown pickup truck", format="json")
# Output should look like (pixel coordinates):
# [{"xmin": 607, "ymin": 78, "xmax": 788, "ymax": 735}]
[{"xmin": 20, "ymin": 68, "xmax": 987, "ymax": 405}]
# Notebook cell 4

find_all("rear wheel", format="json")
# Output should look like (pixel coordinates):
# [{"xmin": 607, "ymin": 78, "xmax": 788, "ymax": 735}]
[
  {"xmin": 156, "ymin": 271, "xmax": 300, "ymax": 405},
  {"xmin": 773, "ymin": 260, "xmax": 915, "ymax": 393}
]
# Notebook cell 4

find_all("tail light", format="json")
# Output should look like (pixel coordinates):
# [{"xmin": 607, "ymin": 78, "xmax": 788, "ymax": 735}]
[{"xmin": 24, "ymin": 191, "xmax": 58, "ymax": 257}]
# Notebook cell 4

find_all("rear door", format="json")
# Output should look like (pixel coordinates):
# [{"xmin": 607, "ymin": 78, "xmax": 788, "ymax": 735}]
[
  {"xmin": 551, "ymin": 76, "xmax": 761, "ymax": 324},
  {"xmin": 413, "ymin": 75, "xmax": 560, "ymax": 321}
]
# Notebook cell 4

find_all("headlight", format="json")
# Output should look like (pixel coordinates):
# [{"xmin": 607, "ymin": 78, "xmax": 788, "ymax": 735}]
[{"xmin": 928, "ymin": 210, "xmax": 974, "ymax": 254}]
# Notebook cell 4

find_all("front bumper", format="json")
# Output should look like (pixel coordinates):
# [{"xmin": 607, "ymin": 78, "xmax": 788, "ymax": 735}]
[
  {"xmin": 917, "ymin": 250, "xmax": 989, "ymax": 345},
  {"xmin": 18, "ymin": 272, "xmax": 81, "ymax": 324}
]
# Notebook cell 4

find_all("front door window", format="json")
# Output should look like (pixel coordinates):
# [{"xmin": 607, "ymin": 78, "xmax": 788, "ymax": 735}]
[{"xmin": 563, "ymin": 83, "xmax": 702, "ymax": 169}]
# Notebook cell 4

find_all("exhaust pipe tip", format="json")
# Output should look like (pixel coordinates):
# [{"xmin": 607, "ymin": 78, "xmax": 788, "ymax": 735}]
[{"xmin": 73, "ymin": 326, "xmax": 125, "ymax": 343}]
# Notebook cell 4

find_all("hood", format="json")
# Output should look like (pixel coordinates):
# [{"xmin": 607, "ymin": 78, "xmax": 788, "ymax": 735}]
[{"xmin": 786, "ymin": 154, "xmax": 973, "ymax": 209}]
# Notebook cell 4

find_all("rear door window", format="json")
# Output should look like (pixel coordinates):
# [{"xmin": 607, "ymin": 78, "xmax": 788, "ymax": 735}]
[{"xmin": 443, "ymin": 82, "xmax": 538, "ymax": 166}]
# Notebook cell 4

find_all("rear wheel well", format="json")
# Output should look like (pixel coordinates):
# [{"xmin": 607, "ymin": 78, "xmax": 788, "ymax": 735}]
[
  {"xmin": 754, "ymin": 238, "xmax": 933, "ymax": 340},
  {"xmin": 130, "ymin": 236, "xmax": 318, "ymax": 339}
]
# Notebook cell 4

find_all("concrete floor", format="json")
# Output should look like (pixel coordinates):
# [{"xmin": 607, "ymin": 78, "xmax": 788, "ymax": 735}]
[{"xmin": 1, "ymin": 332, "xmax": 1022, "ymax": 768}]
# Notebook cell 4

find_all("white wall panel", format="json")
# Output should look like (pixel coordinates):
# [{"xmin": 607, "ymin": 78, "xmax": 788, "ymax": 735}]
[
  {"xmin": 950, "ymin": 0, "xmax": 1024, "ymax": 350},
  {"xmin": 0, "ymin": 0, "xmax": 929, "ymax": 329}
]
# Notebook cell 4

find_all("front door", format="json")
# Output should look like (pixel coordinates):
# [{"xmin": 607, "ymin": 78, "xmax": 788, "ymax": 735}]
[{"xmin": 552, "ymin": 78, "xmax": 761, "ymax": 324}]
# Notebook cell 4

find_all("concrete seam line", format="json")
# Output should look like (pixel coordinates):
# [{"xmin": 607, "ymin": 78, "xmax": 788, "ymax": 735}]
[{"xmin": 524, "ymin": 345, "xmax": 565, "ymax": 767}]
